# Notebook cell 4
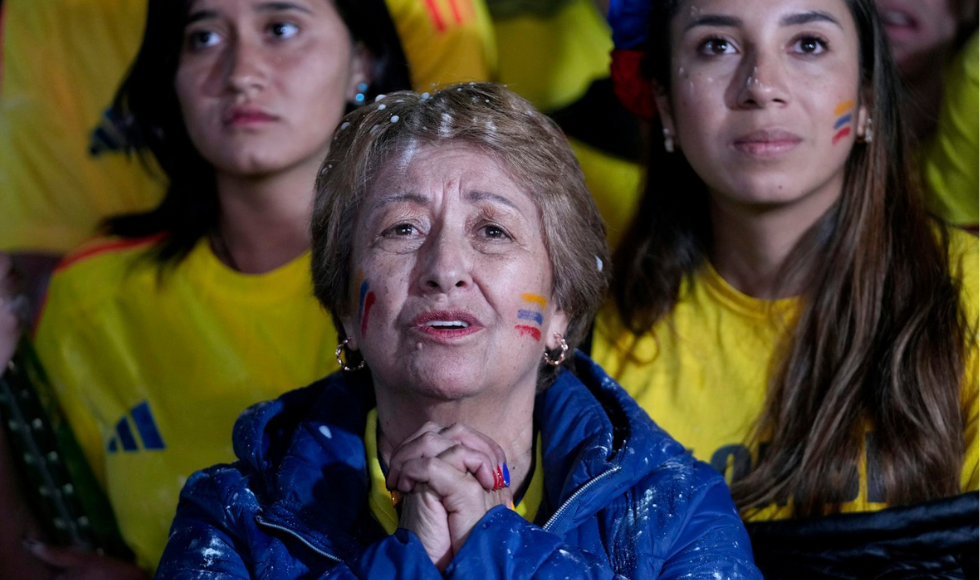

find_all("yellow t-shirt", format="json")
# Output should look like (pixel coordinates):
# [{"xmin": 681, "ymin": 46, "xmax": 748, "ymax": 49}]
[
  {"xmin": 488, "ymin": 0, "xmax": 643, "ymax": 248},
  {"xmin": 0, "ymin": 0, "xmax": 494, "ymax": 254},
  {"xmin": 593, "ymin": 228, "xmax": 980, "ymax": 521},
  {"xmin": 33, "ymin": 236, "xmax": 339, "ymax": 570},
  {"xmin": 365, "ymin": 409, "xmax": 544, "ymax": 533},
  {"xmin": 386, "ymin": 0, "xmax": 497, "ymax": 90},
  {"xmin": 923, "ymin": 32, "xmax": 979, "ymax": 228},
  {"xmin": 0, "ymin": 0, "xmax": 164, "ymax": 253}
]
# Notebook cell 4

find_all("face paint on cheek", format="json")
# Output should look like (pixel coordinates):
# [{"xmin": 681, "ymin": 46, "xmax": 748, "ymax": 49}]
[
  {"xmin": 832, "ymin": 100, "xmax": 855, "ymax": 145},
  {"xmin": 361, "ymin": 291, "xmax": 375, "ymax": 337},
  {"xmin": 355, "ymin": 271, "xmax": 375, "ymax": 337},
  {"xmin": 515, "ymin": 293, "xmax": 547, "ymax": 341}
]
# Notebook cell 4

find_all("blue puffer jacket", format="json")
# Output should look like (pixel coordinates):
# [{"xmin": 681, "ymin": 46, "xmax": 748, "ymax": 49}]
[{"xmin": 157, "ymin": 355, "xmax": 760, "ymax": 579}]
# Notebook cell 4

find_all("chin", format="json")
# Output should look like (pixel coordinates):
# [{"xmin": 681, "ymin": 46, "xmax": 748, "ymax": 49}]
[{"xmin": 398, "ymin": 355, "xmax": 490, "ymax": 402}]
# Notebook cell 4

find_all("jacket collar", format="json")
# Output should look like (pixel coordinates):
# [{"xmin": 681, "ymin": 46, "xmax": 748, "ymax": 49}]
[{"xmin": 535, "ymin": 355, "xmax": 686, "ymax": 533}]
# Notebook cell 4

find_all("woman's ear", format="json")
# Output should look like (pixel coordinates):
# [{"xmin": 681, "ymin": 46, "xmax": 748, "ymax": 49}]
[
  {"xmin": 545, "ymin": 308, "xmax": 570, "ymax": 350},
  {"xmin": 346, "ymin": 43, "xmax": 373, "ymax": 102},
  {"xmin": 652, "ymin": 81, "xmax": 678, "ymax": 146},
  {"xmin": 856, "ymin": 88, "xmax": 872, "ymax": 139}
]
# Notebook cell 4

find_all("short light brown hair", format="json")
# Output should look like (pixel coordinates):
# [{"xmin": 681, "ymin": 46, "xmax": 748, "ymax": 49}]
[{"xmin": 311, "ymin": 82, "xmax": 609, "ymax": 374}]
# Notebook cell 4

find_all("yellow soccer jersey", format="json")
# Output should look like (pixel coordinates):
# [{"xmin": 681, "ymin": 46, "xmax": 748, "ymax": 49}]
[
  {"xmin": 594, "ymin": 228, "xmax": 979, "ymax": 521},
  {"xmin": 488, "ymin": 0, "xmax": 643, "ymax": 248},
  {"xmin": 33, "ymin": 236, "xmax": 339, "ymax": 570},
  {"xmin": 0, "ymin": 0, "xmax": 164, "ymax": 252},
  {"xmin": 386, "ymin": 0, "xmax": 497, "ymax": 89},
  {"xmin": 923, "ymin": 33, "xmax": 979, "ymax": 229}
]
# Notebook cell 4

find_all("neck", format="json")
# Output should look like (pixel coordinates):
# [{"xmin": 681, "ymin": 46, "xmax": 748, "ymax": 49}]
[
  {"xmin": 708, "ymin": 176, "xmax": 842, "ymax": 299},
  {"xmin": 375, "ymin": 384, "xmax": 537, "ymax": 499},
  {"xmin": 213, "ymin": 162, "xmax": 315, "ymax": 274}
]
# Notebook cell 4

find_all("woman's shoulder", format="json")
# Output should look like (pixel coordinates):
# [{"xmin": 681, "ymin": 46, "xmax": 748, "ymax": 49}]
[{"xmin": 36, "ymin": 234, "xmax": 168, "ymax": 329}]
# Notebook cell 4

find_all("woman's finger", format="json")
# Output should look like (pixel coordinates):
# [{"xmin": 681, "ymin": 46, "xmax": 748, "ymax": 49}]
[
  {"xmin": 386, "ymin": 423, "xmax": 508, "ymax": 491},
  {"xmin": 386, "ymin": 429, "xmax": 457, "ymax": 491}
]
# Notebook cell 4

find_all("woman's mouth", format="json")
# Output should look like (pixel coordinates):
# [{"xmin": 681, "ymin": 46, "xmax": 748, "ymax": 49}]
[
  {"xmin": 223, "ymin": 106, "xmax": 278, "ymax": 127},
  {"xmin": 733, "ymin": 129, "xmax": 803, "ymax": 157},
  {"xmin": 412, "ymin": 311, "xmax": 483, "ymax": 341}
]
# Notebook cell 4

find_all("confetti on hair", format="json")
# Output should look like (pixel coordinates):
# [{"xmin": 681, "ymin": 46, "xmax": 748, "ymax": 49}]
[
  {"xmin": 375, "ymin": 94, "xmax": 386, "ymax": 102},
  {"xmin": 421, "ymin": 92, "xmax": 430, "ymax": 100},
  {"xmin": 596, "ymin": 256, "xmax": 604, "ymax": 271},
  {"xmin": 340, "ymin": 122, "xmax": 350, "ymax": 130},
  {"xmin": 378, "ymin": 104, "xmax": 386, "ymax": 110},
  {"xmin": 390, "ymin": 115, "xmax": 400, "ymax": 123}
]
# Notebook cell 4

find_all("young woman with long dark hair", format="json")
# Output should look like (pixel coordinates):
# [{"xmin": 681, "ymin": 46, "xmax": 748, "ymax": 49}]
[
  {"xmin": 598, "ymin": 0, "xmax": 976, "ymax": 572},
  {"xmin": 0, "ymin": 0, "xmax": 414, "ymax": 576}
]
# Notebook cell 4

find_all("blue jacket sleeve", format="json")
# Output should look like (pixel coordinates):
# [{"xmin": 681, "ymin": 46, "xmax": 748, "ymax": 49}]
[
  {"xmin": 155, "ymin": 470, "xmax": 253, "ymax": 579},
  {"xmin": 658, "ymin": 463, "xmax": 761, "ymax": 580},
  {"xmin": 324, "ymin": 530, "xmax": 443, "ymax": 580},
  {"xmin": 444, "ymin": 507, "xmax": 625, "ymax": 579}
]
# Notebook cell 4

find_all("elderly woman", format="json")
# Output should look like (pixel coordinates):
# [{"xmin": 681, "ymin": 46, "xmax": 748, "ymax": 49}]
[{"xmin": 156, "ymin": 83, "xmax": 760, "ymax": 579}]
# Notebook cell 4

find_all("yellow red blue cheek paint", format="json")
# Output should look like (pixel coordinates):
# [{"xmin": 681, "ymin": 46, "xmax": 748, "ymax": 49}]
[
  {"xmin": 515, "ymin": 293, "xmax": 546, "ymax": 341},
  {"xmin": 832, "ymin": 100, "xmax": 855, "ymax": 145},
  {"xmin": 356, "ymin": 271, "xmax": 375, "ymax": 337}
]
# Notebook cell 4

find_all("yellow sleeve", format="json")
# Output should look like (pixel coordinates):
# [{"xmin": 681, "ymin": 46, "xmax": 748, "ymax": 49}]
[
  {"xmin": 33, "ymin": 270, "xmax": 109, "ymax": 489},
  {"xmin": 949, "ymin": 230, "xmax": 980, "ymax": 490},
  {"xmin": 0, "ymin": 0, "xmax": 164, "ymax": 253},
  {"xmin": 384, "ymin": 0, "xmax": 496, "ymax": 90},
  {"xmin": 923, "ymin": 33, "xmax": 979, "ymax": 228}
]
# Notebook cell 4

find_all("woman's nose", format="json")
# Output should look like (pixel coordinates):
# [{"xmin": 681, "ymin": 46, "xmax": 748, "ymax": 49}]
[
  {"xmin": 418, "ymin": 232, "xmax": 473, "ymax": 294},
  {"xmin": 734, "ymin": 50, "xmax": 790, "ymax": 109},
  {"xmin": 225, "ymin": 38, "xmax": 267, "ymax": 96}
]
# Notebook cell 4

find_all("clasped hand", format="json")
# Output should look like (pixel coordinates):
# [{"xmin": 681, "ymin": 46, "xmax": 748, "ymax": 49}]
[{"xmin": 385, "ymin": 422, "xmax": 513, "ymax": 571}]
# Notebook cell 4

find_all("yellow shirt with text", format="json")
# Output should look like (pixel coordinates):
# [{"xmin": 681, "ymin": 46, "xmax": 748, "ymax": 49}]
[
  {"xmin": 33, "ymin": 236, "xmax": 339, "ymax": 570},
  {"xmin": 593, "ymin": 228, "xmax": 979, "ymax": 521}
]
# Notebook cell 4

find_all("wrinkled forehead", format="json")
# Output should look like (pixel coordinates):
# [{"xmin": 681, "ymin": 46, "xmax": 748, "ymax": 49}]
[{"xmin": 364, "ymin": 139, "xmax": 537, "ymax": 210}]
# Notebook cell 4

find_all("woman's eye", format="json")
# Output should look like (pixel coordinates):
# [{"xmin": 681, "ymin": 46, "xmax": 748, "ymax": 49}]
[
  {"xmin": 699, "ymin": 37, "xmax": 736, "ymax": 56},
  {"xmin": 269, "ymin": 22, "xmax": 299, "ymax": 39},
  {"xmin": 188, "ymin": 30, "xmax": 221, "ymax": 49},
  {"xmin": 390, "ymin": 223, "xmax": 417, "ymax": 236},
  {"xmin": 793, "ymin": 36, "xmax": 827, "ymax": 55},
  {"xmin": 480, "ymin": 224, "xmax": 510, "ymax": 240}
]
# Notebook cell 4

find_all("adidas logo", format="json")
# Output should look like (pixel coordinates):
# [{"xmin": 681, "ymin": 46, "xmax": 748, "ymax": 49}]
[{"xmin": 107, "ymin": 401, "xmax": 166, "ymax": 452}]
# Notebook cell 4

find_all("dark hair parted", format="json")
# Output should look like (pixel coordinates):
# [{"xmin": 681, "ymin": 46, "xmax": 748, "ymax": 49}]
[
  {"xmin": 310, "ymin": 83, "xmax": 610, "ymax": 379},
  {"xmin": 106, "ymin": 0, "xmax": 411, "ymax": 264},
  {"xmin": 614, "ymin": 0, "xmax": 972, "ymax": 516}
]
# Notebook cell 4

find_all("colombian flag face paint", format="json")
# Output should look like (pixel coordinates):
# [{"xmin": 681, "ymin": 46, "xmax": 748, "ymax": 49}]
[
  {"xmin": 832, "ymin": 100, "xmax": 854, "ymax": 145},
  {"xmin": 515, "ymin": 293, "xmax": 546, "ymax": 341}
]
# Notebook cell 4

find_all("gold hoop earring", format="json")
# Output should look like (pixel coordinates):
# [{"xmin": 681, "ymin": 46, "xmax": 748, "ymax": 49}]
[
  {"xmin": 662, "ymin": 127, "xmax": 675, "ymax": 153},
  {"xmin": 543, "ymin": 335, "xmax": 569, "ymax": 367},
  {"xmin": 335, "ymin": 337, "xmax": 366, "ymax": 372}
]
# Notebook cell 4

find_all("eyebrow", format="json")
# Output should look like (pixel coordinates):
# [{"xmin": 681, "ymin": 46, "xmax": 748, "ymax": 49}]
[
  {"xmin": 684, "ymin": 10, "xmax": 843, "ymax": 32},
  {"xmin": 780, "ymin": 11, "xmax": 842, "ymax": 29},
  {"xmin": 255, "ymin": 2, "xmax": 314, "ymax": 16},
  {"xmin": 371, "ymin": 192, "xmax": 430, "ymax": 210},
  {"xmin": 186, "ymin": 9, "xmax": 218, "ymax": 25},
  {"xmin": 684, "ymin": 14, "xmax": 742, "ymax": 31},
  {"xmin": 466, "ymin": 190, "xmax": 521, "ymax": 212},
  {"xmin": 186, "ymin": 2, "xmax": 313, "ymax": 25}
]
